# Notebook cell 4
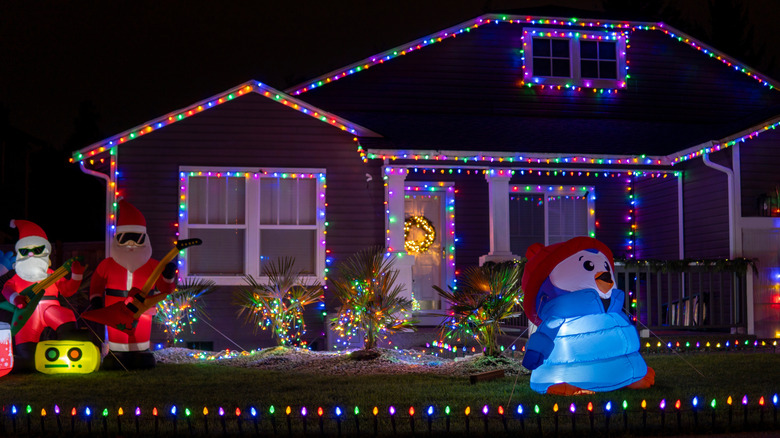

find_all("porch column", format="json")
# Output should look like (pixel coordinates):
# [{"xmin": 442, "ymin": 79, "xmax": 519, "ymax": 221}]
[
  {"xmin": 384, "ymin": 166, "xmax": 415, "ymax": 301},
  {"xmin": 479, "ymin": 169, "xmax": 520, "ymax": 265}
]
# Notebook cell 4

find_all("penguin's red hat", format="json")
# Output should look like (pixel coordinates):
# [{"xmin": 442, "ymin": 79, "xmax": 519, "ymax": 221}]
[{"xmin": 521, "ymin": 236, "xmax": 614, "ymax": 325}]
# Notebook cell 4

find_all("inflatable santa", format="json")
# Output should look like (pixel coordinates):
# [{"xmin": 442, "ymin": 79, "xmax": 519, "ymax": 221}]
[
  {"xmin": 1, "ymin": 220, "xmax": 86, "ymax": 371},
  {"xmin": 521, "ymin": 236, "xmax": 655, "ymax": 395},
  {"xmin": 89, "ymin": 199, "xmax": 176, "ymax": 369}
]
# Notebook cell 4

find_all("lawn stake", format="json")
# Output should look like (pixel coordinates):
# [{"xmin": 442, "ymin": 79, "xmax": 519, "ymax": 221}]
[
  {"xmin": 516, "ymin": 405, "xmax": 524, "ymax": 432},
  {"xmin": 587, "ymin": 402, "xmax": 594, "ymax": 433},
  {"xmin": 727, "ymin": 396, "xmax": 733, "ymax": 428},
  {"xmin": 153, "ymin": 407, "xmax": 158, "ymax": 438},
  {"xmin": 354, "ymin": 406, "xmax": 360, "ymax": 436},
  {"xmin": 445, "ymin": 406, "xmax": 451, "ymax": 433},
  {"xmin": 270, "ymin": 406, "xmax": 277, "ymax": 435},
  {"xmin": 675, "ymin": 400, "xmax": 681, "ymax": 431},
  {"xmin": 692, "ymin": 397, "xmax": 699, "ymax": 429},
  {"xmin": 641, "ymin": 400, "xmax": 647, "ymax": 429},
  {"xmin": 102, "ymin": 408, "xmax": 108, "ymax": 436},
  {"xmin": 711, "ymin": 399, "xmax": 717, "ymax": 430},
  {"xmin": 219, "ymin": 407, "xmax": 227, "ymax": 436},
  {"xmin": 203, "ymin": 407, "xmax": 209, "ymax": 435},
  {"xmin": 135, "ymin": 407, "xmax": 141, "ymax": 435},
  {"xmin": 335, "ymin": 407, "xmax": 342, "ymax": 437},
  {"xmin": 236, "ymin": 407, "xmax": 243, "ymax": 436},
  {"xmin": 117, "ymin": 407, "xmax": 123, "ymax": 436},
  {"xmin": 302, "ymin": 407, "xmax": 308, "ymax": 436},
  {"xmin": 372, "ymin": 407, "xmax": 378, "ymax": 436},
  {"xmin": 535, "ymin": 405, "xmax": 541, "ymax": 435},
  {"xmin": 481, "ymin": 405, "xmax": 488, "ymax": 434},
  {"xmin": 87, "ymin": 407, "xmax": 93, "ymax": 436},
  {"xmin": 409, "ymin": 407, "xmax": 415, "ymax": 435},
  {"xmin": 40, "ymin": 408, "xmax": 45, "ymax": 435},
  {"xmin": 774, "ymin": 394, "xmax": 778, "ymax": 426},
  {"xmin": 251, "ymin": 407, "xmax": 260, "ymax": 438},
  {"xmin": 742, "ymin": 395, "xmax": 748, "ymax": 428},
  {"xmin": 553, "ymin": 403, "xmax": 559, "ymax": 437},
  {"xmin": 759, "ymin": 396, "xmax": 765, "ymax": 425},
  {"xmin": 186, "ymin": 409, "xmax": 193, "ymax": 438},
  {"xmin": 569, "ymin": 403, "xmax": 576, "ymax": 433},
  {"xmin": 464, "ymin": 406, "xmax": 470, "ymax": 435},
  {"xmin": 499, "ymin": 405, "xmax": 507, "ymax": 433},
  {"xmin": 660, "ymin": 399, "xmax": 666, "ymax": 430},
  {"xmin": 286, "ymin": 406, "xmax": 292, "ymax": 436},
  {"xmin": 318, "ymin": 407, "xmax": 324, "ymax": 436},
  {"xmin": 54, "ymin": 405, "xmax": 62, "ymax": 435},
  {"xmin": 605, "ymin": 402, "xmax": 612, "ymax": 435},
  {"xmin": 25, "ymin": 405, "xmax": 31, "ymax": 435},
  {"xmin": 426, "ymin": 406, "xmax": 433, "ymax": 434},
  {"xmin": 622, "ymin": 400, "xmax": 628, "ymax": 431},
  {"xmin": 172, "ymin": 406, "xmax": 178, "ymax": 436},
  {"xmin": 11, "ymin": 405, "xmax": 16, "ymax": 435},
  {"xmin": 389, "ymin": 406, "xmax": 396, "ymax": 435}
]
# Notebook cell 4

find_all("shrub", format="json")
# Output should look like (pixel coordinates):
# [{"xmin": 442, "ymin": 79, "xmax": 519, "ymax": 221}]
[
  {"xmin": 329, "ymin": 246, "xmax": 415, "ymax": 351},
  {"xmin": 433, "ymin": 259, "xmax": 525, "ymax": 357},
  {"xmin": 235, "ymin": 257, "xmax": 323, "ymax": 348},
  {"xmin": 155, "ymin": 278, "xmax": 216, "ymax": 347}
]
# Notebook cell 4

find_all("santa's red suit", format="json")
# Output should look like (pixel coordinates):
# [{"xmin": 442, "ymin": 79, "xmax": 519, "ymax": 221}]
[
  {"xmin": 88, "ymin": 199, "xmax": 176, "ymax": 362},
  {"xmin": 2, "ymin": 270, "xmax": 82, "ymax": 344},
  {"xmin": 2, "ymin": 219, "xmax": 85, "ymax": 371},
  {"xmin": 89, "ymin": 257, "xmax": 175, "ymax": 352}
]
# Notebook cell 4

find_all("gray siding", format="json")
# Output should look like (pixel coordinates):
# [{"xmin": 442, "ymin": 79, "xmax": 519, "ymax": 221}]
[
  {"xmin": 739, "ymin": 129, "xmax": 780, "ymax": 217},
  {"xmin": 115, "ymin": 93, "xmax": 383, "ymax": 350},
  {"xmin": 635, "ymin": 175, "xmax": 680, "ymax": 259},
  {"xmin": 682, "ymin": 154, "xmax": 730, "ymax": 258}
]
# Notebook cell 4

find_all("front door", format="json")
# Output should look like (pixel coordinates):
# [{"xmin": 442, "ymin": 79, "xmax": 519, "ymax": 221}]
[{"xmin": 405, "ymin": 187, "xmax": 450, "ymax": 311}]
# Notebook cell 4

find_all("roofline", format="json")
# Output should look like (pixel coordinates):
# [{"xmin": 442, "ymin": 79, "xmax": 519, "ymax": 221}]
[
  {"xmin": 669, "ymin": 115, "xmax": 780, "ymax": 165},
  {"xmin": 363, "ymin": 148, "xmax": 672, "ymax": 166},
  {"xmin": 70, "ymin": 80, "xmax": 381, "ymax": 162},
  {"xmin": 285, "ymin": 13, "xmax": 777, "ymax": 96}
]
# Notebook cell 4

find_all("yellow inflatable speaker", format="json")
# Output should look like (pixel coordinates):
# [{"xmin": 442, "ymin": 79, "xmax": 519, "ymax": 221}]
[{"xmin": 35, "ymin": 341, "xmax": 100, "ymax": 374}]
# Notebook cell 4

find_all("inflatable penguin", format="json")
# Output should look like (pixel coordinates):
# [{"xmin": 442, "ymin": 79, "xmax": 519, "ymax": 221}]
[{"xmin": 521, "ymin": 237, "xmax": 655, "ymax": 395}]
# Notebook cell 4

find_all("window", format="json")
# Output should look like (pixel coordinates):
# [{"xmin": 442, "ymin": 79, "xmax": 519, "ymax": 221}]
[
  {"xmin": 179, "ymin": 167, "xmax": 326, "ymax": 285},
  {"xmin": 523, "ymin": 29, "xmax": 626, "ymax": 89},
  {"xmin": 509, "ymin": 186, "xmax": 595, "ymax": 255}
]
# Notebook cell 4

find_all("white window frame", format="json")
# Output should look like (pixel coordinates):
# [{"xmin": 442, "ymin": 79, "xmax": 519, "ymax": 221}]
[
  {"xmin": 178, "ymin": 166, "xmax": 326, "ymax": 285},
  {"xmin": 509, "ymin": 185, "xmax": 596, "ymax": 247},
  {"xmin": 523, "ymin": 28, "xmax": 627, "ymax": 89}
]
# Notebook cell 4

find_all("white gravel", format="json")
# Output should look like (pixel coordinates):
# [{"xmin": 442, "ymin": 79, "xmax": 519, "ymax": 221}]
[{"xmin": 154, "ymin": 347, "xmax": 529, "ymax": 377}]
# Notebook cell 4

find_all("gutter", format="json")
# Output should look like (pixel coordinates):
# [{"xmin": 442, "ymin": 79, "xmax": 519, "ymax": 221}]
[
  {"xmin": 78, "ymin": 162, "xmax": 113, "ymax": 258},
  {"xmin": 701, "ymin": 142, "xmax": 736, "ymax": 258}
]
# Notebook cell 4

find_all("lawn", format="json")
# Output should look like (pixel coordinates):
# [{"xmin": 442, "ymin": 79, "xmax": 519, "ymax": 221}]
[{"xmin": 0, "ymin": 350, "xmax": 778, "ymax": 436}]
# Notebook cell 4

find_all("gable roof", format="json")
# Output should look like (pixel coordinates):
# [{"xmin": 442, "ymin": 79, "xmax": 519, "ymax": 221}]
[
  {"xmin": 70, "ymin": 80, "xmax": 379, "ymax": 163},
  {"xmin": 289, "ymin": 14, "xmax": 780, "ymax": 167}
]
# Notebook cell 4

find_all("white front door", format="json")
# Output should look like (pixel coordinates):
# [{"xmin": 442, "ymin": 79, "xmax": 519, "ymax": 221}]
[{"xmin": 405, "ymin": 192, "xmax": 444, "ymax": 310}]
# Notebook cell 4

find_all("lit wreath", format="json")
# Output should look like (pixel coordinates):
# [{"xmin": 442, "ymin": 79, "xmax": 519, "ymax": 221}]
[{"xmin": 404, "ymin": 216, "xmax": 436, "ymax": 254}]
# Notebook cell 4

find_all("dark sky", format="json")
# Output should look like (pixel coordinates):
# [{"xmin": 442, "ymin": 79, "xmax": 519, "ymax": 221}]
[
  {"xmin": 1, "ymin": 0, "xmax": 779, "ymax": 242},
  {"xmin": 3, "ymin": 0, "xmax": 779, "ymax": 149}
]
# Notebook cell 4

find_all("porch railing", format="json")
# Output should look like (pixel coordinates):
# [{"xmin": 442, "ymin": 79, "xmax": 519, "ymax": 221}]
[{"xmin": 614, "ymin": 260, "xmax": 750, "ymax": 333}]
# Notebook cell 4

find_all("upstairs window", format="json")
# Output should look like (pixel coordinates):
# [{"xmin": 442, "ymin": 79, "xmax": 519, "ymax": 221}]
[{"xmin": 523, "ymin": 29, "xmax": 627, "ymax": 90}]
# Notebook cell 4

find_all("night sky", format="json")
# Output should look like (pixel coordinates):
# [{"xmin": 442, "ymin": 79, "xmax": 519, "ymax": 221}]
[{"xmin": 2, "ymin": 0, "xmax": 779, "ymax": 243}]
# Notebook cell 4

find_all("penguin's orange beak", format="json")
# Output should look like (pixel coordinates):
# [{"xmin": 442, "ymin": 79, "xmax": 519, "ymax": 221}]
[{"xmin": 595, "ymin": 271, "xmax": 613, "ymax": 294}]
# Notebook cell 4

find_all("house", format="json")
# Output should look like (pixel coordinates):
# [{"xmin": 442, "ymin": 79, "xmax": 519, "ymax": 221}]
[{"xmin": 72, "ymin": 13, "xmax": 780, "ymax": 351}]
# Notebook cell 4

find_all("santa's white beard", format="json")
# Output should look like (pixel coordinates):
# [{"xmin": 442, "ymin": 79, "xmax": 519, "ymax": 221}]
[
  {"xmin": 15, "ymin": 257, "xmax": 50, "ymax": 282},
  {"xmin": 111, "ymin": 240, "xmax": 153, "ymax": 273}
]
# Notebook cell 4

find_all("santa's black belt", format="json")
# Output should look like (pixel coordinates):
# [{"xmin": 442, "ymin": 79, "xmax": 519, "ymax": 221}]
[{"xmin": 105, "ymin": 289, "xmax": 129, "ymax": 298}]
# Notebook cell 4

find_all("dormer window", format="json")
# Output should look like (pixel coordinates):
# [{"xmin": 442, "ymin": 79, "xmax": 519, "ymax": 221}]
[{"xmin": 523, "ymin": 29, "xmax": 627, "ymax": 90}]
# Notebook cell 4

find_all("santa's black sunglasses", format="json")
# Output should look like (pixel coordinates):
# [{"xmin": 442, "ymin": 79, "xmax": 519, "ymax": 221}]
[
  {"xmin": 18, "ymin": 245, "xmax": 47, "ymax": 257},
  {"xmin": 116, "ymin": 232, "xmax": 146, "ymax": 245}
]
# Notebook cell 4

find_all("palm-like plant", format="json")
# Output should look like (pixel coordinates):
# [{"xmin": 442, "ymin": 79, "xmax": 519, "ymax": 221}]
[
  {"xmin": 235, "ymin": 257, "xmax": 324, "ymax": 348},
  {"xmin": 433, "ymin": 260, "xmax": 525, "ymax": 357},
  {"xmin": 155, "ymin": 278, "xmax": 216, "ymax": 347},
  {"xmin": 330, "ymin": 246, "xmax": 415, "ymax": 351}
]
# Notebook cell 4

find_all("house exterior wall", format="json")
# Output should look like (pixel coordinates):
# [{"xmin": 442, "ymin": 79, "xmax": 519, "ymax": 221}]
[
  {"xmin": 113, "ymin": 93, "xmax": 384, "ymax": 351},
  {"xmin": 634, "ymin": 175, "xmax": 680, "ymax": 259},
  {"xmin": 681, "ymin": 155, "xmax": 730, "ymax": 258},
  {"xmin": 739, "ymin": 129, "xmax": 780, "ymax": 217}
]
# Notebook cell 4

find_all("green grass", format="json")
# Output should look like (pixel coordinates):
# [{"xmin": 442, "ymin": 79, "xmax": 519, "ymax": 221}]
[{"xmin": 1, "ymin": 351, "xmax": 779, "ymax": 436}]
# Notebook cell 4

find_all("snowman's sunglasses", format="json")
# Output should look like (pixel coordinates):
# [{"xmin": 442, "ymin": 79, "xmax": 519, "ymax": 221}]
[{"xmin": 18, "ymin": 245, "xmax": 47, "ymax": 257}]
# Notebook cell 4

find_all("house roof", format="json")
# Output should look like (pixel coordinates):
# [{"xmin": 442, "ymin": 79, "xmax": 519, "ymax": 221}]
[
  {"xmin": 289, "ymin": 13, "xmax": 780, "ymax": 167},
  {"xmin": 70, "ymin": 81, "xmax": 379, "ymax": 163}
]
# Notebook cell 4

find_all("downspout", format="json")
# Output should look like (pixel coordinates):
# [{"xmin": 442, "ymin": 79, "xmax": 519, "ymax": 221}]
[
  {"xmin": 78, "ymin": 162, "xmax": 113, "ymax": 258},
  {"xmin": 701, "ymin": 147, "xmax": 735, "ymax": 259}
]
